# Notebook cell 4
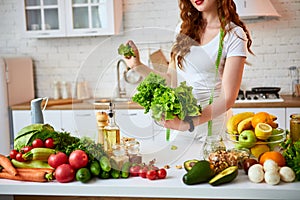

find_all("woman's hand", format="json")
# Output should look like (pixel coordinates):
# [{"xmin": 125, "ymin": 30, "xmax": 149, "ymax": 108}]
[
  {"xmin": 124, "ymin": 40, "xmax": 142, "ymax": 69},
  {"xmin": 162, "ymin": 116, "xmax": 190, "ymax": 132}
]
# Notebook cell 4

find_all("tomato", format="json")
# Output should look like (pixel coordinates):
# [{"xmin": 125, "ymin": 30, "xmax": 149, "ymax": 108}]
[
  {"xmin": 32, "ymin": 138, "xmax": 44, "ymax": 148},
  {"xmin": 15, "ymin": 152, "xmax": 25, "ymax": 162},
  {"xmin": 44, "ymin": 138, "xmax": 55, "ymax": 149},
  {"xmin": 9, "ymin": 149, "xmax": 18, "ymax": 159},
  {"xmin": 20, "ymin": 146, "xmax": 33, "ymax": 154},
  {"xmin": 157, "ymin": 168, "xmax": 167, "ymax": 179},
  {"xmin": 139, "ymin": 167, "xmax": 148, "ymax": 178},
  {"xmin": 129, "ymin": 165, "xmax": 141, "ymax": 177},
  {"xmin": 48, "ymin": 152, "xmax": 68, "ymax": 169},
  {"xmin": 146, "ymin": 169, "xmax": 157, "ymax": 180},
  {"xmin": 54, "ymin": 164, "xmax": 75, "ymax": 183},
  {"xmin": 68, "ymin": 150, "xmax": 88, "ymax": 170}
]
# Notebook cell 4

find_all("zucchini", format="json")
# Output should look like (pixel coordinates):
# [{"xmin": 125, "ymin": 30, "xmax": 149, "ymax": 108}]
[
  {"xmin": 209, "ymin": 166, "xmax": 238, "ymax": 186},
  {"xmin": 22, "ymin": 147, "xmax": 56, "ymax": 161},
  {"xmin": 11, "ymin": 159, "xmax": 52, "ymax": 169}
]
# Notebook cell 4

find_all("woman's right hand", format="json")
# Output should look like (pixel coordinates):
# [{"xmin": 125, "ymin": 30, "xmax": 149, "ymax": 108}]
[{"xmin": 124, "ymin": 40, "xmax": 142, "ymax": 69}]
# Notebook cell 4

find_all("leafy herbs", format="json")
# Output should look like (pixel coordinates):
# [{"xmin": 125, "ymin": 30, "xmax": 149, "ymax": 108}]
[
  {"xmin": 280, "ymin": 138, "xmax": 300, "ymax": 181},
  {"xmin": 132, "ymin": 72, "xmax": 201, "ymax": 122},
  {"xmin": 118, "ymin": 44, "xmax": 135, "ymax": 57}
]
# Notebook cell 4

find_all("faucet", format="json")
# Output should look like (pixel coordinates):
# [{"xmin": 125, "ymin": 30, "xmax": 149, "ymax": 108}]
[{"xmin": 116, "ymin": 59, "xmax": 127, "ymax": 98}]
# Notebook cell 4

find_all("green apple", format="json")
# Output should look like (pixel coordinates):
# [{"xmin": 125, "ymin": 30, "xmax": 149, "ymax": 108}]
[{"xmin": 238, "ymin": 130, "xmax": 257, "ymax": 148}]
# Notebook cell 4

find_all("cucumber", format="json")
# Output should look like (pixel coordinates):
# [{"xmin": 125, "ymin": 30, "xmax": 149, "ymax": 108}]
[
  {"xmin": 110, "ymin": 159, "xmax": 120, "ymax": 179},
  {"xmin": 183, "ymin": 159, "xmax": 199, "ymax": 171},
  {"xmin": 209, "ymin": 166, "xmax": 238, "ymax": 186},
  {"xmin": 100, "ymin": 156, "xmax": 111, "ymax": 172},
  {"xmin": 90, "ymin": 160, "xmax": 101, "ymax": 176},
  {"xmin": 120, "ymin": 161, "xmax": 131, "ymax": 178},
  {"xmin": 182, "ymin": 160, "xmax": 215, "ymax": 185}
]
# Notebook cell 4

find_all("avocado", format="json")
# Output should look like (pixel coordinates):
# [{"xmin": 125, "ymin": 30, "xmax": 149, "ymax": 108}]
[
  {"xmin": 183, "ymin": 159, "xmax": 199, "ymax": 171},
  {"xmin": 182, "ymin": 160, "xmax": 215, "ymax": 185},
  {"xmin": 209, "ymin": 166, "xmax": 238, "ymax": 186}
]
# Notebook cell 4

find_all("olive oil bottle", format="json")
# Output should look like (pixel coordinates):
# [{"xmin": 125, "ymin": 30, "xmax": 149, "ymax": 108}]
[{"xmin": 103, "ymin": 102, "xmax": 120, "ymax": 155}]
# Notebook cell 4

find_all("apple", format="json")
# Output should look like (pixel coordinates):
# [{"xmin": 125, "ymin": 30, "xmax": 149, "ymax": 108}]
[
  {"xmin": 243, "ymin": 158, "xmax": 259, "ymax": 174},
  {"xmin": 238, "ymin": 130, "xmax": 257, "ymax": 148},
  {"xmin": 48, "ymin": 152, "xmax": 68, "ymax": 168}
]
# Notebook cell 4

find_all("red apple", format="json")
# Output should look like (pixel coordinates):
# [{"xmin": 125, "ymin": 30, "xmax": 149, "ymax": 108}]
[{"xmin": 243, "ymin": 158, "xmax": 259, "ymax": 174}]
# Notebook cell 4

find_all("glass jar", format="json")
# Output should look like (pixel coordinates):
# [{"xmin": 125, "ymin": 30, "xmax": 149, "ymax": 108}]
[
  {"xmin": 202, "ymin": 135, "xmax": 226, "ymax": 160},
  {"xmin": 125, "ymin": 140, "xmax": 142, "ymax": 164},
  {"xmin": 290, "ymin": 114, "xmax": 300, "ymax": 142},
  {"xmin": 111, "ymin": 144, "xmax": 129, "ymax": 169}
]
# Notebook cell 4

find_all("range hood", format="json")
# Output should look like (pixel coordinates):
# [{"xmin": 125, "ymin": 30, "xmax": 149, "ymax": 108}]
[{"xmin": 234, "ymin": 0, "xmax": 280, "ymax": 19}]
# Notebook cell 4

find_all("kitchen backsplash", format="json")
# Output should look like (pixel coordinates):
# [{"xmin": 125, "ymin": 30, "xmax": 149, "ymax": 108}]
[{"xmin": 0, "ymin": 0, "xmax": 299, "ymax": 99}]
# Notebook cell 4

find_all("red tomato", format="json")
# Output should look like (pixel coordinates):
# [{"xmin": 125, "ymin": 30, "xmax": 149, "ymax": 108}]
[
  {"xmin": 20, "ymin": 146, "xmax": 33, "ymax": 154},
  {"xmin": 129, "ymin": 165, "xmax": 141, "ymax": 177},
  {"xmin": 48, "ymin": 152, "xmax": 68, "ymax": 168},
  {"xmin": 139, "ymin": 167, "xmax": 148, "ymax": 178},
  {"xmin": 15, "ymin": 152, "xmax": 25, "ymax": 162},
  {"xmin": 157, "ymin": 168, "xmax": 167, "ymax": 179},
  {"xmin": 68, "ymin": 150, "xmax": 88, "ymax": 170},
  {"xmin": 10, "ymin": 149, "xmax": 18, "ymax": 159},
  {"xmin": 54, "ymin": 164, "xmax": 75, "ymax": 183},
  {"xmin": 32, "ymin": 138, "xmax": 44, "ymax": 148},
  {"xmin": 44, "ymin": 138, "xmax": 55, "ymax": 149},
  {"xmin": 146, "ymin": 169, "xmax": 157, "ymax": 180}
]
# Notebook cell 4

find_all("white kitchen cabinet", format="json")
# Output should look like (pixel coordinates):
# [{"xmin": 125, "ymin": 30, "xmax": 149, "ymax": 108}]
[
  {"xmin": 61, "ymin": 110, "xmax": 98, "ymax": 139},
  {"xmin": 232, "ymin": 108, "xmax": 286, "ymax": 130},
  {"xmin": 285, "ymin": 108, "xmax": 300, "ymax": 131},
  {"xmin": 11, "ymin": 110, "xmax": 61, "ymax": 138},
  {"xmin": 21, "ymin": 0, "xmax": 123, "ymax": 38}
]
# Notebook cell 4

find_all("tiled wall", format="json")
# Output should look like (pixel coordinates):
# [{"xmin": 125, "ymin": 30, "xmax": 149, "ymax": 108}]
[{"xmin": 0, "ymin": 0, "xmax": 299, "ymax": 99}]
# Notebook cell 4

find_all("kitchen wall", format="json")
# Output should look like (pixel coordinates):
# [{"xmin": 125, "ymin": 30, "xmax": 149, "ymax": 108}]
[{"xmin": 0, "ymin": 0, "xmax": 299, "ymax": 99}]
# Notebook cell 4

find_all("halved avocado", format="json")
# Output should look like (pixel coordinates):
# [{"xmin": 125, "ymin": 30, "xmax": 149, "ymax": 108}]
[
  {"xmin": 182, "ymin": 160, "xmax": 215, "ymax": 185},
  {"xmin": 183, "ymin": 159, "xmax": 199, "ymax": 171},
  {"xmin": 209, "ymin": 166, "xmax": 238, "ymax": 186}
]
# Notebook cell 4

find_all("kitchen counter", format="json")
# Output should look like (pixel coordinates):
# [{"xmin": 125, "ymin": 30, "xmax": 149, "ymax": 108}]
[
  {"xmin": 0, "ymin": 137, "xmax": 299, "ymax": 200},
  {"xmin": 9, "ymin": 95, "xmax": 300, "ymax": 110}
]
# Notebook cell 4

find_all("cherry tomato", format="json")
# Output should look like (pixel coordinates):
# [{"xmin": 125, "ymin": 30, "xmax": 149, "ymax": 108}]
[
  {"xmin": 157, "ymin": 168, "xmax": 167, "ymax": 179},
  {"xmin": 32, "ymin": 138, "xmax": 44, "ymax": 148},
  {"xmin": 44, "ymin": 138, "xmax": 55, "ymax": 149},
  {"xmin": 20, "ymin": 146, "xmax": 33, "ymax": 154},
  {"xmin": 9, "ymin": 149, "xmax": 18, "ymax": 159},
  {"xmin": 146, "ymin": 169, "xmax": 157, "ymax": 180},
  {"xmin": 15, "ymin": 152, "xmax": 25, "ymax": 162},
  {"xmin": 139, "ymin": 167, "xmax": 148, "ymax": 178},
  {"xmin": 129, "ymin": 165, "xmax": 141, "ymax": 177}
]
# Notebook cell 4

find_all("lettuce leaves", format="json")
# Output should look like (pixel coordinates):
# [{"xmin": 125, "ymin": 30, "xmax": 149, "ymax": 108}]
[{"xmin": 132, "ymin": 72, "xmax": 201, "ymax": 122}]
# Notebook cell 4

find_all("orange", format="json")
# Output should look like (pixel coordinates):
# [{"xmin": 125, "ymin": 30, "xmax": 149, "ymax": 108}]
[
  {"xmin": 259, "ymin": 151, "xmax": 286, "ymax": 167},
  {"xmin": 251, "ymin": 112, "xmax": 274, "ymax": 128}
]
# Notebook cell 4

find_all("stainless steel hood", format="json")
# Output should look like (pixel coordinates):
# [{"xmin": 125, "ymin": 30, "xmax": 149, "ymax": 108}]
[{"xmin": 234, "ymin": 0, "xmax": 280, "ymax": 19}]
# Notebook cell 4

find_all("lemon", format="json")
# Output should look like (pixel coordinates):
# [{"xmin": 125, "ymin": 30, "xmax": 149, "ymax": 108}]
[
  {"xmin": 255, "ymin": 123, "xmax": 273, "ymax": 140},
  {"xmin": 250, "ymin": 144, "xmax": 270, "ymax": 158}
]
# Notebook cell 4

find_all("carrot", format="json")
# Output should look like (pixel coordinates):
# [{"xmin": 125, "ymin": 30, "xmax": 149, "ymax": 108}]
[
  {"xmin": 3, "ymin": 168, "xmax": 54, "ymax": 174},
  {"xmin": 0, "ymin": 154, "xmax": 17, "ymax": 176},
  {"xmin": 0, "ymin": 170, "xmax": 53, "ymax": 182}
]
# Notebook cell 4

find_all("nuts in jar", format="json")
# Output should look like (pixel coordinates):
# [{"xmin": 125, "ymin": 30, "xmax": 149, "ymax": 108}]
[{"xmin": 208, "ymin": 150, "xmax": 238, "ymax": 174}]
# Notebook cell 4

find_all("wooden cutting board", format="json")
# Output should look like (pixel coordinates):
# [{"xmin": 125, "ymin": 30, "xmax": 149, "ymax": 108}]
[
  {"xmin": 149, "ymin": 49, "xmax": 169, "ymax": 73},
  {"xmin": 42, "ymin": 98, "xmax": 83, "ymax": 107}
]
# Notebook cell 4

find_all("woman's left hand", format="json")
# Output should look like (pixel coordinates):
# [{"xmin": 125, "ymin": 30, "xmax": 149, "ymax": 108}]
[{"xmin": 162, "ymin": 116, "xmax": 190, "ymax": 132}]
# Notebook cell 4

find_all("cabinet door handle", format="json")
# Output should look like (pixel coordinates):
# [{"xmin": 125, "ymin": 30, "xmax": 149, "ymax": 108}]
[
  {"xmin": 75, "ymin": 114, "xmax": 92, "ymax": 117},
  {"xmin": 121, "ymin": 113, "xmax": 138, "ymax": 116},
  {"xmin": 84, "ymin": 31, "xmax": 98, "ymax": 34}
]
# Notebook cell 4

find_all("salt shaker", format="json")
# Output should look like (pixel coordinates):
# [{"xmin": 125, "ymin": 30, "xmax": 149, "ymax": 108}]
[{"xmin": 53, "ymin": 81, "xmax": 61, "ymax": 99}]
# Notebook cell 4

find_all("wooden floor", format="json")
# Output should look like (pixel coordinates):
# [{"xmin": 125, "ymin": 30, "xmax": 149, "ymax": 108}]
[{"xmin": 14, "ymin": 196, "xmax": 212, "ymax": 200}]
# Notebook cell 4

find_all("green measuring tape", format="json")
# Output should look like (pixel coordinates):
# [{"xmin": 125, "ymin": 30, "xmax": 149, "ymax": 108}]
[{"xmin": 207, "ymin": 28, "xmax": 224, "ymax": 136}]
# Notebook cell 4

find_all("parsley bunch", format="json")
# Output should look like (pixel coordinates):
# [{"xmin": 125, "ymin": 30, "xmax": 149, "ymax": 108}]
[{"xmin": 281, "ymin": 138, "xmax": 300, "ymax": 181}]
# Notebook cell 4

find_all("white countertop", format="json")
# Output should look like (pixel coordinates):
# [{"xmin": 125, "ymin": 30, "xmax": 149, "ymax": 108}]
[{"xmin": 1, "ymin": 133, "xmax": 299, "ymax": 199}]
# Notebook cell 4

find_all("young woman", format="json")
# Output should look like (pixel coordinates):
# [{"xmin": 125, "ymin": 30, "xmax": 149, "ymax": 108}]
[{"xmin": 123, "ymin": 0, "xmax": 253, "ymax": 138}]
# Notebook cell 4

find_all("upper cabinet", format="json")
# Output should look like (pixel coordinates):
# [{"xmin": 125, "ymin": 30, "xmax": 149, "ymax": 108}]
[{"xmin": 21, "ymin": 0, "xmax": 123, "ymax": 38}]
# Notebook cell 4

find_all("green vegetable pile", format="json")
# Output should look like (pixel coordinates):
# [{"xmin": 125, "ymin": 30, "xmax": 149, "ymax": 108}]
[
  {"xmin": 14, "ymin": 124, "xmax": 106, "ymax": 161},
  {"xmin": 132, "ymin": 72, "xmax": 201, "ymax": 122},
  {"xmin": 281, "ymin": 138, "xmax": 300, "ymax": 181},
  {"xmin": 118, "ymin": 44, "xmax": 135, "ymax": 57}
]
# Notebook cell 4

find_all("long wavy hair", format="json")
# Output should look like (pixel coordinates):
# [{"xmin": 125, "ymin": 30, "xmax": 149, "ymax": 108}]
[{"xmin": 171, "ymin": 0, "xmax": 254, "ymax": 69}]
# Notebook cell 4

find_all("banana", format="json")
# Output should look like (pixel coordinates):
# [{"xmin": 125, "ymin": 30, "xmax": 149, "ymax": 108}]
[
  {"xmin": 237, "ymin": 116, "xmax": 253, "ymax": 134},
  {"xmin": 226, "ymin": 112, "xmax": 255, "ymax": 134}
]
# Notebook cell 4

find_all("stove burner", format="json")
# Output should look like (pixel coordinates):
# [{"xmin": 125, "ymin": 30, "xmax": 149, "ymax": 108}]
[{"xmin": 236, "ymin": 88, "xmax": 284, "ymax": 103}]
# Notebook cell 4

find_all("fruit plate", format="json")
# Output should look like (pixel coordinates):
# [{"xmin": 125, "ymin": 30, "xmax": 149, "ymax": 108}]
[{"xmin": 225, "ymin": 128, "xmax": 286, "ymax": 147}]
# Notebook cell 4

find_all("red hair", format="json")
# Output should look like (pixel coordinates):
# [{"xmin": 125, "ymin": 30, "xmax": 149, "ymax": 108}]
[{"xmin": 171, "ymin": 0, "xmax": 253, "ymax": 69}]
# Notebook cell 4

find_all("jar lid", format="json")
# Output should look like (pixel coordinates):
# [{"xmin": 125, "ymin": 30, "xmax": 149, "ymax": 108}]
[{"xmin": 290, "ymin": 114, "xmax": 300, "ymax": 119}]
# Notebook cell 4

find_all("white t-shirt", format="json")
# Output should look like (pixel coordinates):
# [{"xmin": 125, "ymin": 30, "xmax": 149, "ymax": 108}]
[{"xmin": 176, "ymin": 23, "xmax": 247, "ymax": 139}]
